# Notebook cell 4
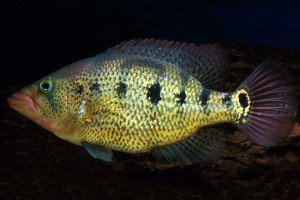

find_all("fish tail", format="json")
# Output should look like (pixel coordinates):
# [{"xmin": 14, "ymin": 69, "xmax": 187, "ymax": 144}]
[{"xmin": 234, "ymin": 61, "xmax": 297, "ymax": 147}]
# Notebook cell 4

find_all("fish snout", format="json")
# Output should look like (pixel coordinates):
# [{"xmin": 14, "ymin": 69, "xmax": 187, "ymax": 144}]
[{"xmin": 7, "ymin": 93, "xmax": 36, "ymax": 111}]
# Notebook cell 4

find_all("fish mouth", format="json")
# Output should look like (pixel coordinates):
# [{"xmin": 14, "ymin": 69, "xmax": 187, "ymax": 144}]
[
  {"xmin": 7, "ymin": 93, "xmax": 40, "ymax": 112},
  {"xmin": 7, "ymin": 93, "xmax": 55, "ymax": 132}
]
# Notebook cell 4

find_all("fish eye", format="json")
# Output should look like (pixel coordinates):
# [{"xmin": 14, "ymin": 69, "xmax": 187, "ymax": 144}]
[{"xmin": 39, "ymin": 80, "xmax": 53, "ymax": 93}]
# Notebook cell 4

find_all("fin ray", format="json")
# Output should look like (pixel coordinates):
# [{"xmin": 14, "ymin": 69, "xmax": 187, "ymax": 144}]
[
  {"xmin": 236, "ymin": 61, "xmax": 297, "ymax": 146},
  {"xmin": 152, "ymin": 127, "xmax": 225, "ymax": 163},
  {"xmin": 82, "ymin": 142, "xmax": 113, "ymax": 162},
  {"xmin": 102, "ymin": 39, "xmax": 229, "ymax": 90}
]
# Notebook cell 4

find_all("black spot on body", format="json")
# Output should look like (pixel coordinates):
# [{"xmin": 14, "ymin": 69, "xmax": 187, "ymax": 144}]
[
  {"xmin": 239, "ymin": 93, "xmax": 248, "ymax": 108},
  {"xmin": 147, "ymin": 83, "xmax": 161, "ymax": 104},
  {"xmin": 200, "ymin": 89, "xmax": 210, "ymax": 106},
  {"xmin": 76, "ymin": 85, "xmax": 84, "ymax": 94},
  {"xmin": 116, "ymin": 81, "xmax": 127, "ymax": 97},
  {"xmin": 176, "ymin": 91, "xmax": 186, "ymax": 105},
  {"xmin": 90, "ymin": 83, "xmax": 100, "ymax": 91},
  {"xmin": 223, "ymin": 94, "xmax": 231, "ymax": 104}
]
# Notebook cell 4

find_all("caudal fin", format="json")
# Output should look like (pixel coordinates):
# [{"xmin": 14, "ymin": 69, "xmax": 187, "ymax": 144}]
[{"xmin": 236, "ymin": 61, "xmax": 297, "ymax": 147}]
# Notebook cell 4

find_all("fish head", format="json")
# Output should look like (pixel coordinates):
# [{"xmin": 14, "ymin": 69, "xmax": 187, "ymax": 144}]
[
  {"xmin": 7, "ymin": 75, "xmax": 73, "ymax": 135},
  {"xmin": 7, "ymin": 58, "xmax": 94, "ymax": 144}
]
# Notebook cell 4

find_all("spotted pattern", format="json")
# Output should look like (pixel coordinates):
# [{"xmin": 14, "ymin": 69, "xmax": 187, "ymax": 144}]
[
  {"xmin": 90, "ymin": 83, "xmax": 100, "ymax": 91},
  {"xmin": 54, "ymin": 56, "xmax": 246, "ymax": 153},
  {"xmin": 147, "ymin": 83, "xmax": 162, "ymax": 104},
  {"xmin": 175, "ymin": 91, "xmax": 186, "ymax": 105},
  {"xmin": 200, "ymin": 89, "xmax": 210, "ymax": 105},
  {"xmin": 116, "ymin": 81, "xmax": 127, "ymax": 97},
  {"xmin": 223, "ymin": 94, "xmax": 231, "ymax": 104},
  {"xmin": 76, "ymin": 85, "xmax": 84, "ymax": 94},
  {"xmin": 12, "ymin": 40, "xmax": 253, "ymax": 155},
  {"xmin": 239, "ymin": 93, "xmax": 248, "ymax": 108}
]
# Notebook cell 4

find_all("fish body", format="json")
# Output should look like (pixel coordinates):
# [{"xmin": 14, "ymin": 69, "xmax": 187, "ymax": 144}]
[{"xmin": 8, "ymin": 39, "xmax": 297, "ymax": 163}]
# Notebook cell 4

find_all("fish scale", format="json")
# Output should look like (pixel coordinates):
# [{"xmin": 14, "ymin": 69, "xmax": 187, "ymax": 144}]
[
  {"xmin": 8, "ymin": 39, "xmax": 297, "ymax": 164},
  {"xmin": 63, "ymin": 56, "xmax": 236, "ymax": 153}
]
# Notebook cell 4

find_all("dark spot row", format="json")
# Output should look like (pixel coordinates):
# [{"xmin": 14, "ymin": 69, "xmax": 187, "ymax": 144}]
[{"xmin": 79, "ymin": 81, "xmax": 192, "ymax": 106}]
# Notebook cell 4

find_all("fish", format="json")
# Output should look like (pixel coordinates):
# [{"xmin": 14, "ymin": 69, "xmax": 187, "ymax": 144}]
[{"xmin": 7, "ymin": 39, "xmax": 297, "ymax": 163}]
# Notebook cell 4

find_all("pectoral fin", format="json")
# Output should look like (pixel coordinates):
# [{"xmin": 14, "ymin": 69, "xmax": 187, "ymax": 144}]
[
  {"xmin": 82, "ymin": 142, "xmax": 113, "ymax": 162},
  {"xmin": 152, "ymin": 127, "xmax": 225, "ymax": 163}
]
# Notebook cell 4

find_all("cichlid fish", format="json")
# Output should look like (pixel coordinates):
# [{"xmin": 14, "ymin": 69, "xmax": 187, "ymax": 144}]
[{"xmin": 7, "ymin": 39, "xmax": 297, "ymax": 163}]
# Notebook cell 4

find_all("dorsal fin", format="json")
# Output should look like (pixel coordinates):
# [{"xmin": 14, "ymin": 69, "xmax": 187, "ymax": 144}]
[{"xmin": 102, "ymin": 39, "xmax": 229, "ymax": 90}]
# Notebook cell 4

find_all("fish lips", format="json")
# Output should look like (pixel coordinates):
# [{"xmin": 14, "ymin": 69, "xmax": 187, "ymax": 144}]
[
  {"xmin": 7, "ymin": 93, "xmax": 39, "ymax": 113},
  {"xmin": 7, "ymin": 93, "xmax": 55, "ymax": 132}
]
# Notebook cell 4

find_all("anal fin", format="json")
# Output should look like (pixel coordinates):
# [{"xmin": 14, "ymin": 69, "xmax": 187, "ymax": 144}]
[{"xmin": 152, "ymin": 127, "xmax": 225, "ymax": 163}]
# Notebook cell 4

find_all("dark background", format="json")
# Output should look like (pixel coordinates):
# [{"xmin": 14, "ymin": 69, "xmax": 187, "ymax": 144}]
[
  {"xmin": 1, "ymin": 0, "xmax": 299, "ymax": 87},
  {"xmin": 1, "ymin": 1, "xmax": 300, "ymax": 200}
]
